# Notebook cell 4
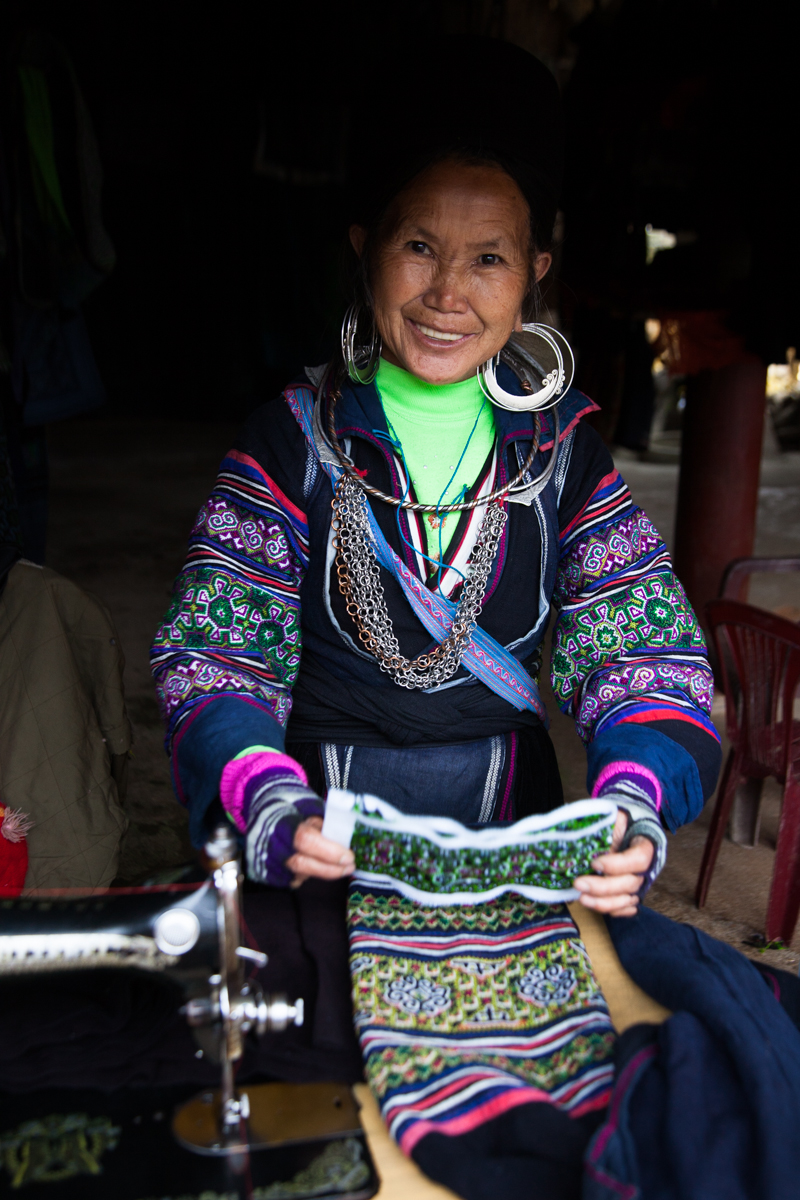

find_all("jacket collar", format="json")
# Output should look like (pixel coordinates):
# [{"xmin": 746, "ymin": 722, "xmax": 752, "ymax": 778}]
[
  {"xmin": 299, "ymin": 362, "xmax": 598, "ymax": 457},
  {"xmin": 331, "ymin": 362, "xmax": 536, "ymax": 457}
]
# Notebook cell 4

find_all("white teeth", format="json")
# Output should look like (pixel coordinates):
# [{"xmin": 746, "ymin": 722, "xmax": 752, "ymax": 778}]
[{"xmin": 414, "ymin": 323, "xmax": 465, "ymax": 342}]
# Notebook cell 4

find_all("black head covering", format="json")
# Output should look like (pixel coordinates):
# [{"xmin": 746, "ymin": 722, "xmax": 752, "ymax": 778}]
[{"xmin": 348, "ymin": 37, "xmax": 564, "ymax": 248}]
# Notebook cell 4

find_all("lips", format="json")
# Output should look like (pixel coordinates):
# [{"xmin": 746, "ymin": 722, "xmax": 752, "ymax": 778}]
[{"xmin": 409, "ymin": 320, "xmax": 477, "ymax": 346}]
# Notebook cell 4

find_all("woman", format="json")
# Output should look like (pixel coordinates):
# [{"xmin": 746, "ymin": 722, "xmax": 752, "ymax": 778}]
[{"xmin": 151, "ymin": 40, "xmax": 720, "ymax": 917}]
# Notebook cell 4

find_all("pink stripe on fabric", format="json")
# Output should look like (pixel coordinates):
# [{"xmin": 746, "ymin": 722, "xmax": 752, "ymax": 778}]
[
  {"xmin": 539, "ymin": 396, "xmax": 601, "ymax": 451},
  {"xmin": 588, "ymin": 1045, "xmax": 658, "ymax": 1163},
  {"xmin": 593, "ymin": 760, "xmax": 663, "ymax": 812},
  {"xmin": 398, "ymin": 1086, "xmax": 554, "ymax": 1154},
  {"xmin": 583, "ymin": 1163, "xmax": 638, "ymax": 1200},
  {"xmin": 219, "ymin": 751, "xmax": 307, "ymax": 832},
  {"xmin": 498, "ymin": 731, "xmax": 517, "ymax": 822},
  {"xmin": 559, "ymin": 469, "xmax": 621, "ymax": 539},
  {"xmin": 397, "ymin": 1079, "xmax": 611, "ymax": 1155},
  {"xmin": 225, "ymin": 450, "xmax": 308, "ymax": 524},
  {"xmin": 569, "ymin": 1089, "xmax": 614, "ymax": 1118},
  {"xmin": 405, "ymin": 1071, "xmax": 494, "ymax": 1113},
  {"xmin": 615, "ymin": 709, "xmax": 720, "ymax": 739}
]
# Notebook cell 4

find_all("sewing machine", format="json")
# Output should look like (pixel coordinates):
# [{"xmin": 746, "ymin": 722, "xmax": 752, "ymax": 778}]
[{"xmin": 0, "ymin": 825, "xmax": 374, "ymax": 1198}]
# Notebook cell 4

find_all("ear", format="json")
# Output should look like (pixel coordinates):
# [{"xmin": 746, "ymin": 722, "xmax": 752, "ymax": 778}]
[
  {"xmin": 533, "ymin": 251, "xmax": 553, "ymax": 283},
  {"xmin": 349, "ymin": 225, "xmax": 367, "ymax": 257}
]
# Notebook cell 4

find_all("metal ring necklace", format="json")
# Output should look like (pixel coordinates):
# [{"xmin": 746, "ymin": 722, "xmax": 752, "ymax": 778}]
[{"xmin": 323, "ymin": 370, "xmax": 554, "ymax": 514}]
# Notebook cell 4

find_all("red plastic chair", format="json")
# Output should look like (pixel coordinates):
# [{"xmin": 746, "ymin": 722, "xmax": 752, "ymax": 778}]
[
  {"xmin": 695, "ymin": 599, "xmax": 800, "ymax": 943},
  {"xmin": 720, "ymin": 556, "xmax": 800, "ymax": 602}
]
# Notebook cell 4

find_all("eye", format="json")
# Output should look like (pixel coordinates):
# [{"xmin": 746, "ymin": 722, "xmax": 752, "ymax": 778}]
[
  {"xmin": 407, "ymin": 241, "xmax": 430, "ymax": 255},
  {"xmin": 479, "ymin": 253, "xmax": 503, "ymax": 266}
]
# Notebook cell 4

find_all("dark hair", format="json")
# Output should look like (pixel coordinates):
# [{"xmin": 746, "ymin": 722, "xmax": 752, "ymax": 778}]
[
  {"xmin": 343, "ymin": 37, "xmax": 563, "ymax": 327},
  {"xmin": 347, "ymin": 149, "xmax": 557, "ymax": 323}
]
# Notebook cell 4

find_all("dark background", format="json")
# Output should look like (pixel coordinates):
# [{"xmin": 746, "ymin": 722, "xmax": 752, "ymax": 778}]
[
  {"xmin": 0, "ymin": 0, "xmax": 798, "ymax": 964},
  {"xmin": 1, "ymin": 0, "xmax": 798, "ymax": 421}
]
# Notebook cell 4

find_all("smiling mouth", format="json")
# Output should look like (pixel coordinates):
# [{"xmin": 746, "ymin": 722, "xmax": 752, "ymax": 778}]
[{"xmin": 410, "ymin": 321, "xmax": 475, "ymax": 344}]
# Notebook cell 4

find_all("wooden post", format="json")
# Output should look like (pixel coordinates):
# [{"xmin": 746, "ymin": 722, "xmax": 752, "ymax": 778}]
[{"xmin": 672, "ymin": 357, "xmax": 767, "ymax": 627}]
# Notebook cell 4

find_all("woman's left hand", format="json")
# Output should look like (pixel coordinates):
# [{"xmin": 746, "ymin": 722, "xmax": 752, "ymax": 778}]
[{"xmin": 572, "ymin": 811, "xmax": 654, "ymax": 917}]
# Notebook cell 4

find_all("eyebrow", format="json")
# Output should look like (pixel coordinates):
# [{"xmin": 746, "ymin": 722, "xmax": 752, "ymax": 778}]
[{"xmin": 404, "ymin": 225, "xmax": 511, "ymax": 251}]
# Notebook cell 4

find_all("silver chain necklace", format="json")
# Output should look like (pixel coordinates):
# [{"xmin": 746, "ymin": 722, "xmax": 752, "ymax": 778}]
[
  {"xmin": 326, "ymin": 377, "xmax": 542, "ymax": 512},
  {"xmin": 332, "ymin": 473, "xmax": 507, "ymax": 689}
]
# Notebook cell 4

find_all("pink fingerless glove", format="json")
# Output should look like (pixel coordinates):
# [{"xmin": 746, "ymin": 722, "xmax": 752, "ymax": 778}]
[{"xmin": 220, "ymin": 751, "xmax": 324, "ymax": 886}]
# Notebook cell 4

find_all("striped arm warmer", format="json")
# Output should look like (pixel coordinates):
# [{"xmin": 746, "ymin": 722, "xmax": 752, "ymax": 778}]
[
  {"xmin": 592, "ymin": 761, "xmax": 667, "ymax": 895},
  {"xmin": 220, "ymin": 752, "xmax": 324, "ymax": 886}
]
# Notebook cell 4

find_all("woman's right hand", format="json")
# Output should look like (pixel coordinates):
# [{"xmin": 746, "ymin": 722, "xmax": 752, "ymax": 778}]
[{"xmin": 286, "ymin": 816, "xmax": 355, "ymax": 887}]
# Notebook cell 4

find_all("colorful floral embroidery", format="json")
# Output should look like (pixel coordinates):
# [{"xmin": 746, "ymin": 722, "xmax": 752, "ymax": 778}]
[
  {"xmin": 519, "ymin": 962, "xmax": 577, "ymax": 1006},
  {"xmin": 384, "ymin": 974, "xmax": 452, "ymax": 1018},
  {"xmin": 349, "ymin": 885, "xmax": 615, "ymax": 1151},
  {"xmin": 551, "ymin": 473, "xmax": 714, "ymax": 743},
  {"xmin": 558, "ymin": 509, "xmax": 664, "ymax": 599},
  {"xmin": 351, "ymin": 820, "xmax": 612, "ymax": 898},
  {"xmin": 151, "ymin": 481, "xmax": 307, "ymax": 745},
  {"xmin": 353, "ymin": 939, "xmax": 599, "ymax": 1033},
  {"xmin": 346, "ymin": 888, "xmax": 561, "ymax": 935},
  {"xmin": 157, "ymin": 569, "xmax": 301, "ymax": 665},
  {"xmin": 324, "ymin": 791, "xmax": 616, "ymax": 903},
  {"xmin": 364, "ymin": 1036, "xmax": 615, "ymax": 1102},
  {"xmin": 155, "ymin": 658, "xmax": 292, "ymax": 726}
]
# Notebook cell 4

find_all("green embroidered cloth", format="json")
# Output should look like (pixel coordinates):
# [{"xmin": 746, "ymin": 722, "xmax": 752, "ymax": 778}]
[{"xmin": 323, "ymin": 790, "xmax": 616, "ymax": 904}]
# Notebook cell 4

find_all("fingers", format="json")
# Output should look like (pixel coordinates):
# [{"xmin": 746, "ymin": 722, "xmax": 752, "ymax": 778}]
[
  {"xmin": 287, "ymin": 817, "xmax": 355, "ymax": 885},
  {"xmin": 610, "ymin": 809, "xmax": 630, "ymax": 852},
  {"xmin": 577, "ymin": 890, "xmax": 640, "ymax": 916},
  {"xmin": 592, "ymin": 835, "xmax": 654, "ymax": 876},
  {"xmin": 574, "ymin": 872, "xmax": 644, "ymax": 898},
  {"xmin": 285, "ymin": 852, "xmax": 354, "ymax": 881},
  {"xmin": 573, "ymin": 833, "xmax": 655, "ymax": 918},
  {"xmin": 293, "ymin": 819, "xmax": 355, "ymax": 868}
]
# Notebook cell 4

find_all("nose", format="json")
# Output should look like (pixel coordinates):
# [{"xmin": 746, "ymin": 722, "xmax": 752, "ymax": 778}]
[{"xmin": 421, "ymin": 259, "xmax": 469, "ymax": 315}]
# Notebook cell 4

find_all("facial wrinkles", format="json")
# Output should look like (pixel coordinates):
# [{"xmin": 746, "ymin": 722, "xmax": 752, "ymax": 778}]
[
  {"xmin": 421, "ymin": 250, "xmax": 522, "ymax": 320},
  {"xmin": 382, "ymin": 229, "xmax": 525, "ymax": 328},
  {"xmin": 369, "ymin": 162, "xmax": 532, "ymax": 383},
  {"xmin": 420, "ymin": 254, "xmax": 474, "ymax": 323}
]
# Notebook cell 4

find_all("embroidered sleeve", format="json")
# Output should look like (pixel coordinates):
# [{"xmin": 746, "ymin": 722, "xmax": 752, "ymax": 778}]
[
  {"xmin": 550, "ymin": 468, "xmax": 716, "ymax": 749},
  {"xmin": 150, "ymin": 449, "xmax": 309, "ymax": 754}
]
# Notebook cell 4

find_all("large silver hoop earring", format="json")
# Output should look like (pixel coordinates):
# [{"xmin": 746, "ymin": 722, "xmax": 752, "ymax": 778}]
[
  {"xmin": 341, "ymin": 303, "xmax": 382, "ymax": 385},
  {"xmin": 478, "ymin": 323, "xmax": 575, "ymax": 412}
]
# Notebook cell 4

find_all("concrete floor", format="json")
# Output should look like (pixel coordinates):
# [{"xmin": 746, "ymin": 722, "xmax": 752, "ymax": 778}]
[{"xmin": 46, "ymin": 419, "xmax": 800, "ymax": 970}]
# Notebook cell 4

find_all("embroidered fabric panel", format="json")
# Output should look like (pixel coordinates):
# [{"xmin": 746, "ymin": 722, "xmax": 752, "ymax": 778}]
[
  {"xmin": 551, "ymin": 471, "xmax": 714, "ymax": 743},
  {"xmin": 324, "ymin": 790, "xmax": 616, "ymax": 905},
  {"xmin": 348, "ymin": 885, "xmax": 615, "ymax": 1153},
  {"xmin": 151, "ymin": 453, "xmax": 309, "ymax": 747},
  {"xmin": 353, "ymin": 824, "xmax": 611, "ymax": 899}
]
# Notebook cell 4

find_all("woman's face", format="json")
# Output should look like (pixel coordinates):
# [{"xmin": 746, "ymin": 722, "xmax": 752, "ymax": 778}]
[{"xmin": 350, "ymin": 159, "xmax": 552, "ymax": 385}]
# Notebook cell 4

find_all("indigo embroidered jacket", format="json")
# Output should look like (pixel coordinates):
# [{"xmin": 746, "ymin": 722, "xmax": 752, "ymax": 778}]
[{"xmin": 151, "ymin": 370, "xmax": 721, "ymax": 846}]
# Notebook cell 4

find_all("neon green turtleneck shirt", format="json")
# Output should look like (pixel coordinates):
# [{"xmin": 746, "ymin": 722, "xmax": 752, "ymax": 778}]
[{"xmin": 375, "ymin": 358, "xmax": 496, "ymax": 558}]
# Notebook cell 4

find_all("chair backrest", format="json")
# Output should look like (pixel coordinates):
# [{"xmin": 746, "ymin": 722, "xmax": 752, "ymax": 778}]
[
  {"xmin": 707, "ymin": 599, "xmax": 800, "ymax": 781},
  {"xmin": 720, "ymin": 557, "xmax": 800, "ymax": 600}
]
